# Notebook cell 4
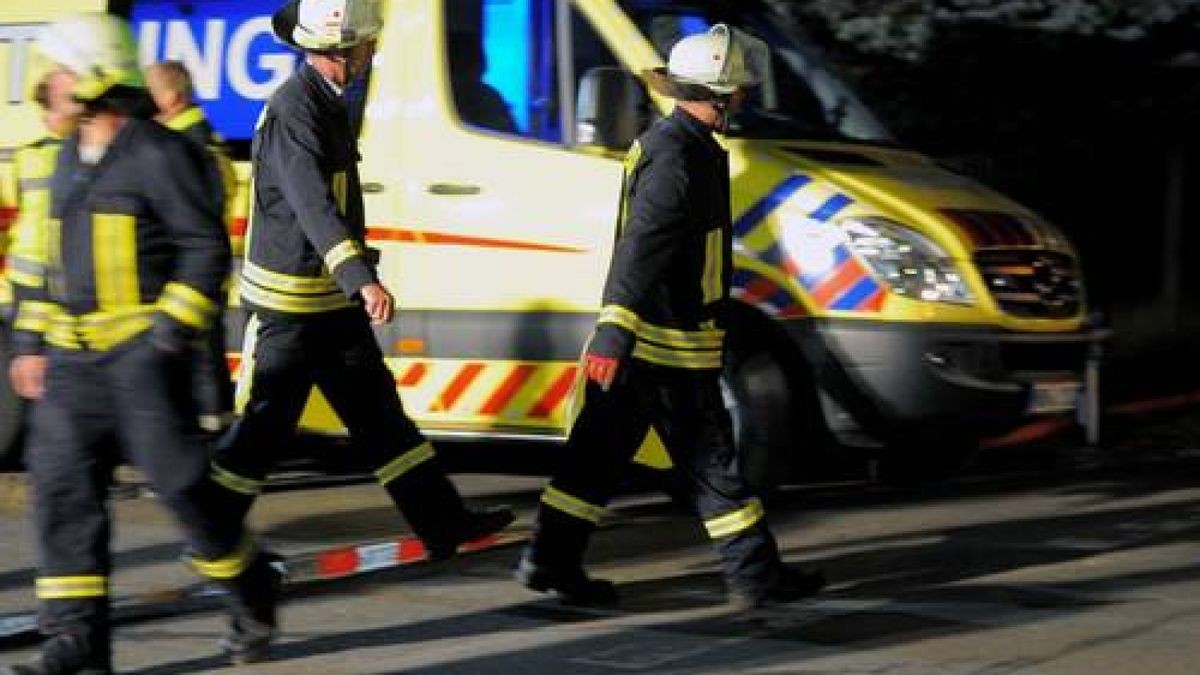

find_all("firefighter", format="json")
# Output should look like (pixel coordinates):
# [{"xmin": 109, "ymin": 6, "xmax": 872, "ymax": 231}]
[
  {"xmin": 516, "ymin": 24, "xmax": 826, "ymax": 610},
  {"xmin": 210, "ymin": 0, "xmax": 512, "ymax": 559},
  {"xmin": 4, "ymin": 69, "xmax": 80, "ymax": 337},
  {"xmin": 3, "ymin": 14, "xmax": 278, "ymax": 674},
  {"xmin": 145, "ymin": 59, "xmax": 237, "ymax": 432}
]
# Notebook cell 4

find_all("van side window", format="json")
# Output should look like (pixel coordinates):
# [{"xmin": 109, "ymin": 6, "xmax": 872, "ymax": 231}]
[{"xmin": 444, "ymin": 0, "xmax": 561, "ymax": 143}]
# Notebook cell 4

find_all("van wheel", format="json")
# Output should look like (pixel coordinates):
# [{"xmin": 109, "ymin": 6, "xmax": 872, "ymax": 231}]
[
  {"xmin": 721, "ymin": 337, "xmax": 802, "ymax": 494},
  {"xmin": 0, "ymin": 328, "xmax": 24, "ymax": 468}
]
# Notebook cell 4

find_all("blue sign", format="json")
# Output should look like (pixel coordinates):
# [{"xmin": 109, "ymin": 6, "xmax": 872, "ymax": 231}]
[{"xmin": 131, "ymin": 0, "xmax": 301, "ymax": 142}]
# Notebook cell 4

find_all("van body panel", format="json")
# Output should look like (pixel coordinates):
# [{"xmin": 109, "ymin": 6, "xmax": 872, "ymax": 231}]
[{"xmin": 0, "ymin": 0, "xmax": 1100, "ymax": 466}]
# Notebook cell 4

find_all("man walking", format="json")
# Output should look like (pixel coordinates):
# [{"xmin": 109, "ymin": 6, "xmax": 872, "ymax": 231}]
[
  {"xmin": 4, "ymin": 14, "xmax": 278, "ymax": 674},
  {"xmin": 211, "ymin": 0, "xmax": 511, "ymax": 559},
  {"xmin": 516, "ymin": 24, "xmax": 825, "ymax": 610},
  {"xmin": 145, "ymin": 59, "xmax": 238, "ymax": 432}
]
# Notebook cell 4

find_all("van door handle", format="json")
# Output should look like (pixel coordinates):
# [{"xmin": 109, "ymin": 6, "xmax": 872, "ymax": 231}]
[
  {"xmin": 427, "ymin": 183, "xmax": 482, "ymax": 196},
  {"xmin": 362, "ymin": 182, "xmax": 386, "ymax": 193}
]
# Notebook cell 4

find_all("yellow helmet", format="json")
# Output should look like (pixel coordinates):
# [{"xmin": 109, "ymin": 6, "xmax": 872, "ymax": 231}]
[{"xmin": 36, "ymin": 13, "xmax": 143, "ymax": 102}]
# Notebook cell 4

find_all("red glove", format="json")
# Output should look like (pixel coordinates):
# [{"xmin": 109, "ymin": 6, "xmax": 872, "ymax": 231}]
[{"xmin": 585, "ymin": 354, "xmax": 620, "ymax": 391}]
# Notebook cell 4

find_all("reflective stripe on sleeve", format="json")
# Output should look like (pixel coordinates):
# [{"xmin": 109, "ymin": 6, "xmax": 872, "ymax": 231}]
[
  {"xmin": 324, "ymin": 239, "xmax": 362, "ymax": 272},
  {"xmin": 597, "ymin": 304, "xmax": 640, "ymax": 333},
  {"xmin": 159, "ymin": 282, "xmax": 217, "ymax": 330}
]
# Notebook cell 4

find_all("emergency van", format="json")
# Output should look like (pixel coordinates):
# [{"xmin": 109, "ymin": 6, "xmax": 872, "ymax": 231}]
[{"xmin": 0, "ymin": 0, "xmax": 1104, "ymax": 485}]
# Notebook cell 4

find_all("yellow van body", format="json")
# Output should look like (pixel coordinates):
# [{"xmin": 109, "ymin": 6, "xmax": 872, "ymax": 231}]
[{"xmin": 0, "ymin": 0, "xmax": 1101, "ymax": 473}]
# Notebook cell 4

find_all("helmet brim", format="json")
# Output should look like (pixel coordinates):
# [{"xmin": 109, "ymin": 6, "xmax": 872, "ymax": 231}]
[
  {"xmin": 271, "ymin": 0, "xmax": 305, "ymax": 50},
  {"xmin": 641, "ymin": 67, "xmax": 735, "ymax": 101}
]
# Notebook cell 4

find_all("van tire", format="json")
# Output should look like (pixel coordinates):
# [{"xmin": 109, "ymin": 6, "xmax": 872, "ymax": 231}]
[
  {"xmin": 721, "ymin": 311, "xmax": 818, "ymax": 494},
  {"xmin": 0, "ymin": 327, "xmax": 24, "ymax": 467}
]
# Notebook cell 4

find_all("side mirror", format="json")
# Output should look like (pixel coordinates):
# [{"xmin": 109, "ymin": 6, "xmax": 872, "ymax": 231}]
[{"xmin": 576, "ymin": 67, "xmax": 647, "ymax": 151}]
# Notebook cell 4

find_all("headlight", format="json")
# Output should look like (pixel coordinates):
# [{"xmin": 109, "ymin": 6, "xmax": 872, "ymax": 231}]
[{"xmin": 838, "ymin": 216, "xmax": 974, "ymax": 305}]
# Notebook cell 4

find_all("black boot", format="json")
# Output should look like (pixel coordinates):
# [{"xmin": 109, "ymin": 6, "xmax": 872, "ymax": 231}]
[
  {"xmin": 728, "ymin": 564, "xmax": 826, "ymax": 611},
  {"xmin": 515, "ymin": 552, "xmax": 618, "ymax": 606},
  {"xmin": 3, "ymin": 634, "xmax": 110, "ymax": 675},
  {"xmin": 425, "ymin": 505, "xmax": 515, "ymax": 561},
  {"xmin": 218, "ymin": 553, "xmax": 282, "ymax": 665}
]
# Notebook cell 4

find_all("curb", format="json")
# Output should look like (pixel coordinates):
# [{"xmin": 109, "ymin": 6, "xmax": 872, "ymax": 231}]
[{"xmin": 0, "ymin": 529, "xmax": 530, "ymax": 647}]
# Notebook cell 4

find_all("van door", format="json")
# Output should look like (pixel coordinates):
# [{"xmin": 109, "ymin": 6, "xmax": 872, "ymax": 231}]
[{"xmin": 358, "ymin": 0, "xmax": 625, "ymax": 439}]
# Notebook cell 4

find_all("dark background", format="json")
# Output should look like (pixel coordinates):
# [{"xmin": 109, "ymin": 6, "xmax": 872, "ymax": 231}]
[{"xmin": 770, "ymin": 0, "xmax": 1200, "ymax": 396}]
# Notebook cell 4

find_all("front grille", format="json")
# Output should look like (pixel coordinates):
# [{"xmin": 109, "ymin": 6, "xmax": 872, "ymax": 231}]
[{"xmin": 974, "ymin": 249, "xmax": 1082, "ymax": 319}]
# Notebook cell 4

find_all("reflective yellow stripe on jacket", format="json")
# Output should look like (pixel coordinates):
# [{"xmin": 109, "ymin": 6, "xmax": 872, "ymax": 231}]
[
  {"xmin": 239, "ymin": 260, "xmax": 353, "ymax": 313},
  {"xmin": 6, "ymin": 139, "xmax": 60, "ymax": 289},
  {"xmin": 597, "ymin": 304, "xmax": 725, "ymax": 370}
]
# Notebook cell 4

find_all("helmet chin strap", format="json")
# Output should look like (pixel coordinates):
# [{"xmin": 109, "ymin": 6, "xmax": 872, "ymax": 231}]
[{"xmin": 711, "ymin": 95, "xmax": 733, "ymax": 134}]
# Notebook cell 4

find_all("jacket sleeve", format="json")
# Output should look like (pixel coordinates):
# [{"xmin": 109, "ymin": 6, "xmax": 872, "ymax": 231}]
[
  {"xmin": 597, "ymin": 140, "xmax": 690, "ymax": 333},
  {"xmin": 7, "ymin": 145, "xmax": 57, "ymax": 356},
  {"xmin": 266, "ymin": 108, "xmax": 377, "ymax": 298},
  {"xmin": 145, "ymin": 136, "xmax": 232, "ymax": 350}
]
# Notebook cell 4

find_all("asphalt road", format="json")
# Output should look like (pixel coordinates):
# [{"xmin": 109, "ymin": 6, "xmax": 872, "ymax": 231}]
[{"xmin": 2, "ymin": 417, "xmax": 1200, "ymax": 674}]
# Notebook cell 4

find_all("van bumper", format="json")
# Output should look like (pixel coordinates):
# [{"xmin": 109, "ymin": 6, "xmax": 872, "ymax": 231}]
[{"xmin": 784, "ymin": 319, "xmax": 1109, "ymax": 445}]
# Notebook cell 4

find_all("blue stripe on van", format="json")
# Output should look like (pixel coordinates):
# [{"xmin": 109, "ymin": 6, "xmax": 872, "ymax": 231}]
[
  {"xmin": 732, "ymin": 174, "xmax": 812, "ymax": 236},
  {"xmin": 809, "ymin": 193, "xmax": 853, "ymax": 223}
]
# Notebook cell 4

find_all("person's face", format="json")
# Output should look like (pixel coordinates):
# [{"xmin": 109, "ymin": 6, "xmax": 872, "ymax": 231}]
[
  {"xmin": 345, "ymin": 39, "xmax": 377, "ymax": 81},
  {"xmin": 40, "ymin": 69, "xmax": 81, "ymax": 137},
  {"xmin": 144, "ymin": 66, "xmax": 178, "ymax": 115}
]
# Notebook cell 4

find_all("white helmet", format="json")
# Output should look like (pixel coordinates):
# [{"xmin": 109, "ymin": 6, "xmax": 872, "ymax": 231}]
[
  {"xmin": 645, "ymin": 24, "xmax": 769, "ymax": 100},
  {"xmin": 272, "ymin": 0, "xmax": 383, "ymax": 51},
  {"xmin": 36, "ymin": 13, "xmax": 143, "ymax": 102}
]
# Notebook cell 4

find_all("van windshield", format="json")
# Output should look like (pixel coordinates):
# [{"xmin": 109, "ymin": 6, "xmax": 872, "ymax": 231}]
[{"xmin": 619, "ymin": 0, "xmax": 894, "ymax": 143}]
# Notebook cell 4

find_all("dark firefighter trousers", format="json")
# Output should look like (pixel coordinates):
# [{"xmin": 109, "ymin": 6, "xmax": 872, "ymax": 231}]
[
  {"xmin": 211, "ymin": 308, "xmax": 467, "ymax": 549},
  {"xmin": 27, "ymin": 335, "xmax": 253, "ymax": 664},
  {"xmin": 528, "ymin": 360, "xmax": 782, "ymax": 594}
]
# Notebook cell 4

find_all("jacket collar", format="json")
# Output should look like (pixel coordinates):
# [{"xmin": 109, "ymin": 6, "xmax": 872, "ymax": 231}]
[{"xmin": 669, "ymin": 107, "xmax": 724, "ymax": 156}]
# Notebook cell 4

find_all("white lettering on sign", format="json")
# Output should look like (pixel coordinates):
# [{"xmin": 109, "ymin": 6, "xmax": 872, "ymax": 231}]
[
  {"xmin": 227, "ymin": 17, "xmax": 293, "ymax": 100},
  {"xmin": 0, "ymin": 24, "xmax": 43, "ymax": 105},
  {"xmin": 163, "ymin": 20, "xmax": 225, "ymax": 99},
  {"xmin": 137, "ymin": 18, "xmax": 294, "ymax": 101}
]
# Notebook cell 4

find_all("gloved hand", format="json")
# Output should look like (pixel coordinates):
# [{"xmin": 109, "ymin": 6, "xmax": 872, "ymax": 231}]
[{"xmin": 585, "ymin": 323, "xmax": 635, "ymax": 391}]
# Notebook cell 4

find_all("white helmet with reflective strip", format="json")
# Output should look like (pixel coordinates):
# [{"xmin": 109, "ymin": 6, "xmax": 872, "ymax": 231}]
[
  {"xmin": 36, "ymin": 13, "xmax": 143, "ymax": 102},
  {"xmin": 272, "ymin": 0, "xmax": 383, "ymax": 51},
  {"xmin": 644, "ymin": 23, "xmax": 769, "ymax": 100}
]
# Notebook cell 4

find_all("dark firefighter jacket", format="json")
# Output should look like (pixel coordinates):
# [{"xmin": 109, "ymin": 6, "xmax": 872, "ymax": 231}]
[
  {"xmin": 591, "ymin": 107, "xmax": 732, "ymax": 370},
  {"xmin": 239, "ymin": 64, "xmax": 377, "ymax": 317},
  {"xmin": 5, "ymin": 136, "xmax": 62, "ymax": 305},
  {"xmin": 165, "ymin": 105, "xmax": 237, "ymax": 224},
  {"xmin": 10, "ymin": 117, "xmax": 230, "ymax": 355}
]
